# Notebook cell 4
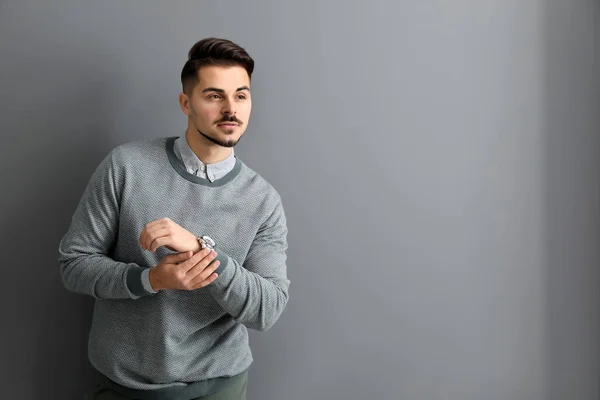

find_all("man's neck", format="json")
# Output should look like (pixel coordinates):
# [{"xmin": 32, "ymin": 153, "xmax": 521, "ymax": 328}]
[{"xmin": 185, "ymin": 130, "xmax": 233, "ymax": 165}]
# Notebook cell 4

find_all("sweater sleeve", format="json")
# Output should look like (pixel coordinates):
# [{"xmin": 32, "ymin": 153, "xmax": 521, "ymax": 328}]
[
  {"xmin": 58, "ymin": 148, "xmax": 154, "ymax": 300},
  {"xmin": 206, "ymin": 197, "xmax": 290, "ymax": 331}
]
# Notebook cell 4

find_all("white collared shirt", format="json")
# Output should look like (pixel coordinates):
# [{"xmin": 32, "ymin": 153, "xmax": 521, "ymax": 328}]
[{"xmin": 173, "ymin": 135, "xmax": 236, "ymax": 182}]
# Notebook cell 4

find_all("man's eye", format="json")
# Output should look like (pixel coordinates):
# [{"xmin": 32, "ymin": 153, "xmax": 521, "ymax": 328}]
[
  {"xmin": 237, "ymin": 95, "xmax": 247, "ymax": 100},
  {"xmin": 208, "ymin": 94, "xmax": 221, "ymax": 99}
]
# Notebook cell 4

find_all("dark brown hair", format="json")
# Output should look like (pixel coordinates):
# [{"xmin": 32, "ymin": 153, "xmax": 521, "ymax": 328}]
[{"xmin": 181, "ymin": 37, "xmax": 254, "ymax": 94}]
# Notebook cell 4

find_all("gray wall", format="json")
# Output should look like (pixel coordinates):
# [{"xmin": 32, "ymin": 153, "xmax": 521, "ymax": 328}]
[{"xmin": 1, "ymin": 1, "xmax": 598, "ymax": 399}]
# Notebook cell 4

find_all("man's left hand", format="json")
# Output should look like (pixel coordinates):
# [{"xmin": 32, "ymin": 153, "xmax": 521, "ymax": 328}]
[{"xmin": 139, "ymin": 218, "xmax": 201, "ymax": 253}]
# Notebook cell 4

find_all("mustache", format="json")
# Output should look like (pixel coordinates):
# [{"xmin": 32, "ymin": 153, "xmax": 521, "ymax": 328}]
[{"xmin": 215, "ymin": 114, "xmax": 243, "ymax": 125}]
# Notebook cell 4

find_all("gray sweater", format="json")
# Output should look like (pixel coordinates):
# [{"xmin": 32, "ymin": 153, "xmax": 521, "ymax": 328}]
[{"xmin": 58, "ymin": 136, "xmax": 290, "ymax": 397}]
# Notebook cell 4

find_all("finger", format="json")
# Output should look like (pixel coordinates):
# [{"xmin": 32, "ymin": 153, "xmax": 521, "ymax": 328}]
[
  {"xmin": 139, "ymin": 226, "xmax": 156, "ymax": 250},
  {"xmin": 186, "ymin": 252, "xmax": 217, "ymax": 277},
  {"xmin": 138, "ymin": 227, "xmax": 152, "ymax": 249},
  {"xmin": 189, "ymin": 260, "xmax": 220, "ymax": 285},
  {"xmin": 144, "ymin": 227, "xmax": 173, "ymax": 250},
  {"xmin": 146, "ymin": 217, "xmax": 171, "ymax": 228},
  {"xmin": 148, "ymin": 236, "xmax": 166, "ymax": 252},
  {"xmin": 186, "ymin": 250, "xmax": 218, "ymax": 276},
  {"xmin": 178, "ymin": 248, "xmax": 211, "ymax": 271},
  {"xmin": 141, "ymin": 219, "xmax": 171, "ymax": 247},
  {"xmin": 190, "ymin": 273, "xmax": 219, "ymax": 290},
  {"xmin": 163, "ymin": 251, "xmax": 193, "ymax": 265},
  {"xmin": 149, "ymin": 234, "xmax": 175, "ymax": 252}
]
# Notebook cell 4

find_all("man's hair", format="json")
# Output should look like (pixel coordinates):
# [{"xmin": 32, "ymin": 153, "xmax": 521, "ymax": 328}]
[{"xmin": 181, "ymin": 37, "xmax": 254, "ymax": 94}]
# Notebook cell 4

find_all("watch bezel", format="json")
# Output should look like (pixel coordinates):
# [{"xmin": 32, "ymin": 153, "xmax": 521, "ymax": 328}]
[{"xmin": 198, "ymin": 235, "xmax": 216, "ymax": 250}]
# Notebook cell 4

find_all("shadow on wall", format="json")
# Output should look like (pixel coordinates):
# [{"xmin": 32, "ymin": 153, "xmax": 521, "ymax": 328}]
[
  {"xmin": 542, "ymin": 0, "xmax": 600, "ymax": 399},
  {"xmin": 2, "ymin": 37, "xmax": 127, "ymax": 397}
]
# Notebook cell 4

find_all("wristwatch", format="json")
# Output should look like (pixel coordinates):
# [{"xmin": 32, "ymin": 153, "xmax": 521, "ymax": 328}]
[{"xmin": 197, "ymin": 235, "xmax": 216, "ymax": 251}]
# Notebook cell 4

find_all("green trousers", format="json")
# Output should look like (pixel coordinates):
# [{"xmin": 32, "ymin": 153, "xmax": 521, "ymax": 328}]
[{"xmin": 87, "ymin": 372, "xmax": 247, "ymax": 400}]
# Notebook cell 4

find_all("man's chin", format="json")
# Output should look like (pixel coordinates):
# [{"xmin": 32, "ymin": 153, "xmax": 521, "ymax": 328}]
[
  {"xmin": 216, "ymin": 133, "xmax": 241, "ymax": 148},
  {"xmin": 197, "ymin": 129, "xmax": 241, "ymax": 148},
  {"xmin": 218, "ymin": 140, "xmax": 238, "ymax": 148}
]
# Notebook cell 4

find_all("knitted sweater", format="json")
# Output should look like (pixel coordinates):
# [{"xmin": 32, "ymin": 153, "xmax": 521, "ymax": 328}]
[{"xmin": 58, "ymin": 136, "xmax": 289, "ymax": 398}]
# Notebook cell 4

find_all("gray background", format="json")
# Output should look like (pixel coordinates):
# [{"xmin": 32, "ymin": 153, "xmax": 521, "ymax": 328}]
[{"xmin": 1, "ymin": 0, "xmax": 599, "ymax": 399}]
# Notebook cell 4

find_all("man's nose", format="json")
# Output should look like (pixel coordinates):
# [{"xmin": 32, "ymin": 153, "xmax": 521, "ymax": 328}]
[{"xmin": 221, "ymin": 98, "xmax": 236, "ymax": 115}]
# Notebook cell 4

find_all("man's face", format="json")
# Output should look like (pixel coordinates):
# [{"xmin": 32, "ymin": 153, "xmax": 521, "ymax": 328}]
[{"xmin": 182, "ymin": 65, "xmax": 252, "ymax": 148}]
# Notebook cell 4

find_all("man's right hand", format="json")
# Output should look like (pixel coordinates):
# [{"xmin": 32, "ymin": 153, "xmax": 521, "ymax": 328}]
[{"xmin": 149, "ymin": 248, "xmax": 220, "ymax": 291}]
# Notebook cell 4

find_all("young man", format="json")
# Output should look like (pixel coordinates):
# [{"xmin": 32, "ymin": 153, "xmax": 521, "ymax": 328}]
[{"xmin": 58, "ymin": 37, "xmax": 290, "ymax": 400}]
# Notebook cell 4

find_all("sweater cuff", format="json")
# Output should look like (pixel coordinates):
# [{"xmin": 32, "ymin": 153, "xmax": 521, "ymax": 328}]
[
  {"xmin": 126, "ymin": 265, "xmax": 156, "ymax": 297},
  {"xmin": 213, "ymin": 251, "xmax": 230, "ymax": 276},
  {"xmin": 207, "ymin": 251, "xmax": 237, "ymax": 293}
]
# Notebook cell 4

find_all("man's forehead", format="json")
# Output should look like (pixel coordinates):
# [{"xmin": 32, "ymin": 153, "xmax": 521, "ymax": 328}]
[{"xmin": 197, "ymin": 66, "xmax": 250, "ymax": 89}]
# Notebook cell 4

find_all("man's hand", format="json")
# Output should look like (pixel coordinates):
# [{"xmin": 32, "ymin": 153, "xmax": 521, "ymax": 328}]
[
  {"xmin": 149, "ymin": 249, "xmax": 220, "ymax": 291},
  {"xmin": 139, "ymin": 218, "xmax": 201, "ymax": 253}
]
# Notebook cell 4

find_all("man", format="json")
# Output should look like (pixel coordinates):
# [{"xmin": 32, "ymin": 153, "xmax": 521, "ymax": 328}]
[{"xmin": 58, "ymin": 37, "xmax": 290, "ymax": 400}]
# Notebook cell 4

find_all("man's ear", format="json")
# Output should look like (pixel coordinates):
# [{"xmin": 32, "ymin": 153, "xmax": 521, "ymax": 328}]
[{"xmin": 178, "ymin": 92, "xmax": 191, "ymax": 116}]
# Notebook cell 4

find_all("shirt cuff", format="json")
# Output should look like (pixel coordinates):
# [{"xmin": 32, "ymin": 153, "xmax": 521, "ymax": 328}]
[{"xmin": 141, "ymin": 268, "xmax": 158, "ymax": 294}]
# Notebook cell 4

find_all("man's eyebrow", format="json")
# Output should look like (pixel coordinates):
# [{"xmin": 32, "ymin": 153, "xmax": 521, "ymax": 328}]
[
  {"xmin": 201, "ymin": 86, "xmax": 250, "ymax": 93},
  {"xmin": 202, "ymin": 87, "xmax": 224, "ymax": 93}
]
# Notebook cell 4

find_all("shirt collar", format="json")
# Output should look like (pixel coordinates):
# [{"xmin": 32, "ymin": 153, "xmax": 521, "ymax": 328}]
[{"xmin": 175, "ymin": 135, "xmax": 236, "ymax": 182}]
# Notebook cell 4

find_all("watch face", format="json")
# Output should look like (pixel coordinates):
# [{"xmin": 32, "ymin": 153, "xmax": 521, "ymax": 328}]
[{"xmin": 202, "ymin": 235, "xmax": 216, "ymax": 248}]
